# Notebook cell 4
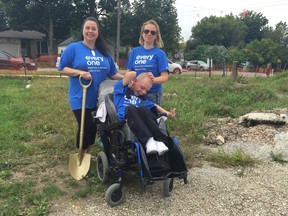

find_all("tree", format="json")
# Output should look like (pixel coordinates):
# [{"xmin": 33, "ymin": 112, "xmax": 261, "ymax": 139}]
[
  {"xmin": 0, "ymin": 2, "xmax": 8, "ymax": 30},
  {"xmin": 238, "ymin": 10, "xmax": 269, "ymax": 43},
  {"xmin": 244, "ymin": 38, "xmax": 279, "ymax": 67},
  {"xmin": 1, "ymin": 0, "xmax": 182, "ymax": 57},
  {"xmin": 266, "ymin": 22, "xmax": 288, "ymax": 48},
  {"xmin": 190, "ymin": 15, "xmax": 247, "ymax": 48},
  {"xmin": 100, "ymin": 0, "xmax": 132, "ymax": 48},
  {"xmin": 1, "ymin": 0, "xmax": 76, "ymax": 54},
  {"xmin": 130, "ymin": 0, "xmax": 180, "ymax": 56}
]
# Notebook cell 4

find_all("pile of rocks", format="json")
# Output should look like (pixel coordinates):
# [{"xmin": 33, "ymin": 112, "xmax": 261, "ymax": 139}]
[{"xmin": 204, "ymin": 109, "xmax": 288, "ymax": 146}]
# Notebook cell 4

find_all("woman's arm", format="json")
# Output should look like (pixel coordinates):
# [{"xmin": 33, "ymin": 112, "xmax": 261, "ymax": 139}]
[
  {"xmin": 152, "ymin": 71, "xmax": 168, "ymax": 84},
  {"xmin": 60, "ymin": 67, "xmax": 92, "ymax": 80},
  {"xmin": 111, "ymin": 73, "xmax": 124, "ymax": 80}
]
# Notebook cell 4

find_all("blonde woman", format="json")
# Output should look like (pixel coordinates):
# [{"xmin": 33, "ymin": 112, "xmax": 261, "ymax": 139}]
[{"xmin": 125, "ymin": 20, "xmax": 169, "ymax": 105}]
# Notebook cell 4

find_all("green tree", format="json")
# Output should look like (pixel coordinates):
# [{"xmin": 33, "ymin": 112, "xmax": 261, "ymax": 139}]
[
  {"xmin": 238, "ymin": 10, "xmax": 269, "ymax": 43},
  {"xmin": 244, "ymin": 38, "xmax": 279, "ymax": 66},
  {"xmin": 1, "ymin": 0, "xmax": 76, "ymax": 54},
  {"xmin": 0, "ymin": 9, "xmax": 7, "ymax": 31},
  {"xmin": 191, "ymin": 15, "xmax": 247, "ymax": 47},
  {"xmin": 265, "ymin": 22, "xmax": 288, "ymax": 67},
  {"xmin": 184, "ymin": 44, "xmax": 209, "ymax": 61},
  {"xmin": 100, "ymin": 0, "xmax": 132, "ymax": 49},
  {"xmin": 0, "ymin": 1, "xmax": 7, "ymax": 30},
  {"xmin": 266, "ymin": 22, "xmax": 288, "ymax": 48},
  {"xmin": 130, "ymin": 0, "xmax": 180, "ymax": 56}
]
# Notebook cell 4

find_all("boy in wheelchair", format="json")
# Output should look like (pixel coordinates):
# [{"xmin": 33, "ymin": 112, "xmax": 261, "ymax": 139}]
[
  {"xmin": 95, "ymin": 72, "xmax": 187, "ymax": 206},
  {"xmin": 113, "ymin": 72, "xmax": 176, "ymax": 156}
]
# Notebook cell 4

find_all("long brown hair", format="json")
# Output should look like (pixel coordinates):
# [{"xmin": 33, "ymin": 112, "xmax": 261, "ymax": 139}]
[{"xmin": 81, "ymin": 17, "xmax": 110, "ymax": 56}]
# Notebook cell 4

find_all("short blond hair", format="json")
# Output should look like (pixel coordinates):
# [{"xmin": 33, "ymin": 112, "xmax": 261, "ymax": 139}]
[
  {"xmin": 138, "ymin": 20, "xmax": 164, "ymax": 48},
  {"xmin": 136, "ymin": 73, "xmax": 153, "ymax": 85}
]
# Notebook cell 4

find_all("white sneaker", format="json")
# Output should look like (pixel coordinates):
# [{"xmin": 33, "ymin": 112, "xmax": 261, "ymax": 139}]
[
  {"xmin": 156, "ymin": 141, "xmax": 169, "ymax": 156},
  {"xmin": 146, "ymin": 137, "xmax": 158, "ymax": 154}
]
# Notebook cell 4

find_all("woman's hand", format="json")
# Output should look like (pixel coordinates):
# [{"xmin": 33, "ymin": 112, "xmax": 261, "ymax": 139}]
[
  {"xmin": 147, "ymin": 72, "xmax": 155, "ymax": 82},
  {"xmin": 81, "ymin": 71, "xmax": 92, "ymax": 80}
]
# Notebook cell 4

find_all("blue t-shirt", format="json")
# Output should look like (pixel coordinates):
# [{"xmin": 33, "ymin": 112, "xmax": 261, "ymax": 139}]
[
  {"xmin": 58, "ymin": 41, "xmax": 118, "ymax": 110},
  {"xmin": 125, "ymin": 46, "xmax": 169, "ymax": 93},
  {"xmin": 113, "ymin": 79, "xmax": 155, "ymax": 120}
]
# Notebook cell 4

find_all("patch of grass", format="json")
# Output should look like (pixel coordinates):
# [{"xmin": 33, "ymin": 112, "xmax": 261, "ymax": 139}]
[
  {"xmin": 163, "ymin": 72, "xmax": 288, "ymax": 141},
  {"xmin": 205, "ymin": 149, "xmax": 259, "ymax": 168},
  {"xmin": 270, "ymin": 152, "xmax": 288, "ymax": 164},
  {"xmin": 0, "ymin": 71, "xmax": 288, "ymax": 214},
  {"xmin": 23, "ymin": 198, "xmax": 49, "ymax": 216}
]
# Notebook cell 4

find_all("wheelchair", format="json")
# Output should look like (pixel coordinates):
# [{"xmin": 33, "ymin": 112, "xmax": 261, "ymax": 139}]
[{"xmin": 94, "ymin": 91, "xmax": 188, "ymax": 207}]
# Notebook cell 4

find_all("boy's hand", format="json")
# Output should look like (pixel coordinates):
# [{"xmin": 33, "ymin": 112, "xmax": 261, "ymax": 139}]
[{"xmin": 167, "ymin": 108, "xmax": 176, "ymax": 118}]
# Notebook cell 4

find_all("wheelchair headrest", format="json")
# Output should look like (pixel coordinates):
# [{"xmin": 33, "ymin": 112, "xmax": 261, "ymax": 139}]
[
  {"xmin": 97, "ymin": 79, "xmax": 117, "ymax": 107},
  {"xmin": 105, "ymin": 93, "xmax": 118, "ymax": 123}
]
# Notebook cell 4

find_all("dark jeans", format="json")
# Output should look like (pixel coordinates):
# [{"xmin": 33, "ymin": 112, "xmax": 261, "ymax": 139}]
[{"xmin": 125, "ymin": 106, "xmax": 168, "ymax": 146}]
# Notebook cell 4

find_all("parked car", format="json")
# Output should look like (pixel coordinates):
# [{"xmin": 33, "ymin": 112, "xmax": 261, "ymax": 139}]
[
  {"xmin": 238, "ymin": 61, "xmax": 254, "ymax": 70},
  {"xmin": 176, "ymin": 60, "xmax": 187, "ymax": 68},
  {"xmin": 0, "ymin": 50, "xmax": 38, "ymax": 70},
  {"xmin": 168, "ymin": 59, "xmax": 182, "ymax": 74},
  {"xmin": 186, "ymin": 60, "xmax": 209, "ymax": 71}
]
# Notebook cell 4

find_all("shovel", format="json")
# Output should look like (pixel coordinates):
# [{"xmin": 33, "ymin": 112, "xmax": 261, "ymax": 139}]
[{"xmin": 69, "ymin": 75, "xmax": 92, "ymax": 180}]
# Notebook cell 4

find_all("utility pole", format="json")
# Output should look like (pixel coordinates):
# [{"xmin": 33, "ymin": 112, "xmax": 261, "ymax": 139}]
[{"xmin": 116, "ymin": 0, "xmax": 121, "ymax": 67}]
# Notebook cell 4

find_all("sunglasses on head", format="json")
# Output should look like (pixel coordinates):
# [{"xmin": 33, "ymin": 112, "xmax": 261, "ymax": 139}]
[{"xmin": 143, "ymin": 29, "xmax": 157, "ymax": 36}]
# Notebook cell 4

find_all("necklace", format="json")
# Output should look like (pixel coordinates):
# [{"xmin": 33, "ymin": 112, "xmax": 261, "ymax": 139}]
[
  {"xmin": 82, "ymin": 41, "xmax": 95, "ymax": 49},
  {"xmin": 82, "ymin": 41, "xmax": 96, "ymax": 56}
]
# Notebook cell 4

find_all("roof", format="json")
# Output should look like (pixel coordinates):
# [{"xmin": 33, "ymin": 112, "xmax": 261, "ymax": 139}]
[
  {"xmin": 0, "ymin": 30, "xmax": 45, "ymax": 40},
  {"xmin": 58, "ymin": 37, "xmax": 77, "ymax": 46}
]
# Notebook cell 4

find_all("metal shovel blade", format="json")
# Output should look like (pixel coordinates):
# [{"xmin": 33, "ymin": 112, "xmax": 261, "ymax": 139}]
[{"xmin": 69, "ymin": 152, "xmax": 91, "ymax": 181}]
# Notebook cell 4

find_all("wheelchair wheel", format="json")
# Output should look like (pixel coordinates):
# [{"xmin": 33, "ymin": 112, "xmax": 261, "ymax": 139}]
[
  {"xmin": 105, "ymin": 183, "xmax": 125, "ymax": 206},
  {"xmin": 96, "ymin": 151, "xmax": 110, "ymax": 183},
  {"xmin": 163, "ymin": 178, "xmax": 173, "ymax": 197}
]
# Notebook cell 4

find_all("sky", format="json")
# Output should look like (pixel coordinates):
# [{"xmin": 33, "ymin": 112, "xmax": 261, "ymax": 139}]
[{"xmin": 175, "ymin": 0, "xmax": 288, "ymax": 41}]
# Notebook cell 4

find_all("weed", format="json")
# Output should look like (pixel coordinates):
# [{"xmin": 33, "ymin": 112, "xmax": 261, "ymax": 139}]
[
  {"xmin": 23, "ymin": 198, "xmax": 49, "ymax": 216},
  {"xmin": 205, "ymin": 149, "xmax": 259, "ymax": 168},
  {"xmin": 270, "ymin": 152, "xmax": 288, "ymax": 164},
  {"xmin": 0, "ymin": 170, "xmax": 11, "ymax": 179}
]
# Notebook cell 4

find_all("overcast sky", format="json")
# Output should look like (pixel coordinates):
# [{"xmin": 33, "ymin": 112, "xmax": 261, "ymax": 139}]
[{"xmin": 175, "ymin": 0, "xmax": 288, "ymax": 41}]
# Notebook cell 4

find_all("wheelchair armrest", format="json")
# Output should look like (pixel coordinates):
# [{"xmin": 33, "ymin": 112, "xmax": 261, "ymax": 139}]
[
  {"xmin": 157, "ymin": 112, "xmax": 167, "ymax": 118},
  {"xmin": 103, "ymin": 120, "xmax": 126, "ymax": 132}
]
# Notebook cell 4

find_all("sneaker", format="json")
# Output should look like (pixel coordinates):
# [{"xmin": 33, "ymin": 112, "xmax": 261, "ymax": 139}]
[
  {"xmin": 156, "ymin": 141, "xmax": 169, "ymax": 156},
  {"xmin": 146, "ymin": 137, "xmax": 158, "ymax": 154}
]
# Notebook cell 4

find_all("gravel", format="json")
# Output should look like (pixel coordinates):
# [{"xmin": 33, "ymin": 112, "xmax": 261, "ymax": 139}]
[
  {"xmin": 49, "ymin": 138, "xmax": 288, "ymax": 216},
  {"xmin": 49, "ymin": 111, "xmax": 288, "ymax": 215},
  {"xmin": 49, "ymin": 160, "xmax": 288, "ymax": 216}
]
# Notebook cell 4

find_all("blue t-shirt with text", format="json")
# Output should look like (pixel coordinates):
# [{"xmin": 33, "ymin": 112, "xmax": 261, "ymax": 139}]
[
  {"xmin": 113, "ymin": 79, "xmax": 155, "ymax": 120},
  {"xmin": 58, "ymin": 41, "xmax": 117, "ymax": 110},
  {"xmin": 125, "ymin": 46, "xmax": 169, "ymax": 93}
]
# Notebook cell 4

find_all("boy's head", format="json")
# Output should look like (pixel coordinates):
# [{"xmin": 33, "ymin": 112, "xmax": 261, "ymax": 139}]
[{"xmin": 130, "ymin": 73, "xmax": 153, "ymax": 96}]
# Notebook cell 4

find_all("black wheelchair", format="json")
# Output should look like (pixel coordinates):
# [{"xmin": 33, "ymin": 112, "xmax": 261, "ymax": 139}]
[{"xmin": 94, "ymin": 92, "xmax": 188, "ymax": 206}]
